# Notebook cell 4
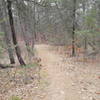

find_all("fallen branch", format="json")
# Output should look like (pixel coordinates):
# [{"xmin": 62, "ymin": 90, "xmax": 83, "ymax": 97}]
[{"xmin": 0, "ymin": 64, "xmax": 14, "ymax": 69}]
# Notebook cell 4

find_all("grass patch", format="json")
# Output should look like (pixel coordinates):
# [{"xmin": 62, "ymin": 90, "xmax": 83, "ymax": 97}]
[
  {"xmin": 19, "ymin": 63, "xmax": 39, "ymax": 68},
  {"xmin": 9, "ymin": 96, "xmax": 21, "ymax": 100}
]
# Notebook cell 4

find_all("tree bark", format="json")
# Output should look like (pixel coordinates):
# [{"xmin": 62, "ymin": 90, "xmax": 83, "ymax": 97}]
[
  {"xmin": 0, "ymin": 0, "xmax": 15, "ymax": 64},
  {"xmin": 72, "ymin": 0, "xmax": 76, "ymax": 57},
  {"xmin": 7, "ymin": 0, "xmax": 26, "ymax": 66},
  {"xmin": 33, "ymin": 0, "xmax": 36, "ymax": 42},
  {"xmin": 82, "ymin": 1, "xmax": 88, "ymax": 55}
]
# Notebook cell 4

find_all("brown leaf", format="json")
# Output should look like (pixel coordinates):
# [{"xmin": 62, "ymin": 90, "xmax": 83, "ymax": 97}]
[{"xmin": 95, "ymin": 92, "xmax": 100, "ymax": 95}]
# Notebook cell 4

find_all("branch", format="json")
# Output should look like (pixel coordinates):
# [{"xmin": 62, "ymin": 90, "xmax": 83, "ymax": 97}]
[
  {"xmin": 23, "ymin": 0, "xmax": 47, "ymax": 7},
  {"xmin": 0, "ymin": 64, "xmax": 14, "ymax": 69}
]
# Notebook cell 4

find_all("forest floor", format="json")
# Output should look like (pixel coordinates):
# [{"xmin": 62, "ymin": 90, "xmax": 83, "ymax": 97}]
[{"xmin": 0, "ymin": 44, "xmax": 100, "ymax": 100}]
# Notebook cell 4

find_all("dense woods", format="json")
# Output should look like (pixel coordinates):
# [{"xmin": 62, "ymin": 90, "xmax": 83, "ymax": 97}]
[
  {"xmin": 0, "ymin": 0, "xmax": 100, "ymax": 100},
  {"xmin": 0, "ymin": 0, "xmax": 100, "ymax": 66}
]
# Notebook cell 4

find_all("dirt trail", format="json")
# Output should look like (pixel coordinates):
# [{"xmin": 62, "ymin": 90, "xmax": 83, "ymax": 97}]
[
  {"xmin": 35, "ymin": 44, "xmax": 81, "ymax": 100},
  {"xmin": 1, "ymin": 44, "xmax": 99, "ymax": 100}
]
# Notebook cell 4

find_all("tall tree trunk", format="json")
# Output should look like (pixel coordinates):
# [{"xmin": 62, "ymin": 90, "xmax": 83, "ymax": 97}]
[
  {"xmin": 16, "ymin": 0, "xmax": 34, "ymax": 63},
  {"xmin": 97, "ymin": 1, "xmax": 100, "ymax": 26},
  {"xmin": 72, "ymin": 0, "xmax": 76, "ymax": 57},
  {"xmin": 7, "ymin": 0, "xmax": 25, "ymax": 65},
  {"xmin": 0, "ymin": 0, "xmax": 15, "ymax": 64},
  {"xmin": 82, "ymin": 1, "xmax": 88, "ymax": 55},
  {"xmin": 33, "ymin": 0, "xmax": 36, "ymax": 41},
  {"xmin": 3, "ymin": 24, "xmax": 15, "ymax": 64}
]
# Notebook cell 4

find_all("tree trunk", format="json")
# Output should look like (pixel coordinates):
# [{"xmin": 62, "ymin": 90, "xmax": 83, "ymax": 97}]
[
  {"xmin": 82, "ymin": 1, "xmax": 88, "ymax": 55},
  {"xmin": 3, "ymin": 24, "xmax": 15, "ymax": 64},
  {"xmin": 33, "ymin": 0, "xmax": 36, "ymax": 42},
  {"xmin": 97, "ymin": 1, "xmax": 100, "ymax": 26},
  {"xmin": 0, "ymin": 0, "xmax": 15, "ymax": 64},
  {"xmin": 72, "ymin": 0, "xmax": 76, "ymax": 57},
  {"xmin": 7, "ymin": 0, "xmax": 25, "ymax": 66}
]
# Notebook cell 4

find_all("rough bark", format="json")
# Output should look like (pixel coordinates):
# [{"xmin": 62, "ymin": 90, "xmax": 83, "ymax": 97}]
[
  {"xmin": 7, "ymin": 0, "xmax": 26, "ymax": 66},
  {"xmin": 0, "ymin": 0, "xmax": 15, "ymax": 64},
  {"xmin": 72, "ymin": 0, "xmax": 76, "ymax": 57}
]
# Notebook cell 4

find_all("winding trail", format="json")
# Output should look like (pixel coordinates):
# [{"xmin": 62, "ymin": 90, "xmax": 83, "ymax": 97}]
[{"xmin": 35, "ymin": 44, "xmax": 81, "ymax": 100}]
